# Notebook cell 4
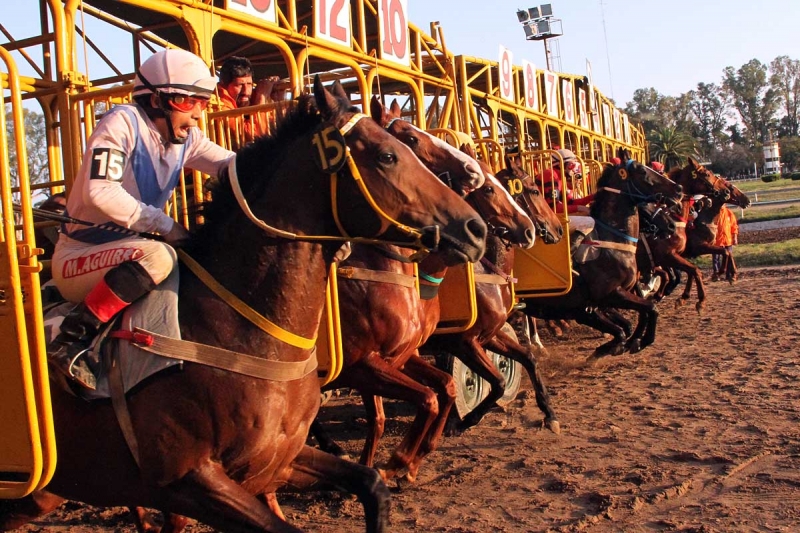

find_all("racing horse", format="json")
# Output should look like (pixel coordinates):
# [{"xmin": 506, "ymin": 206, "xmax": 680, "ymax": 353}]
[
  {"xmin": 422, "ymin": 152, "xmax": 564, "ymax": 435},
  {"xmin": 0, "ymin": 78, "xmax": 487, "ymax": 533},
  {"xmin": 649, "ymin": 159, "xmax": 741, "ymax": 311},
  {"xmin": 681, "ymin": 179, "xmax": 751, "ymax": 288},
  {"xmin": 520, "ymin": 150, "xmax": 683, "ymax": 357},
  {"xmin": 309, "ymin": 98, "xmax": 534, "ymax": 484}
]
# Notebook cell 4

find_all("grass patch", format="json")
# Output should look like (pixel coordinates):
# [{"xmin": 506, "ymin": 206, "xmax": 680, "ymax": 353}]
[
  {"xmin": 738, "ymin": 204, "xmax": 800, "ymax": 223},
  {"xmin": 693, "ymin": 238, "xmax": 800, "ymax": 269},
  {"xmin": 733, "ymin": 178, "xmax": 800, "ymax": 193}
]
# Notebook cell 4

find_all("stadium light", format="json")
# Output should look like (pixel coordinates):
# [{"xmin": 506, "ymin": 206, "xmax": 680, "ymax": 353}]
[{"xmin": 515, "ymin": 5, "xmax": 563, "ymax": 71}]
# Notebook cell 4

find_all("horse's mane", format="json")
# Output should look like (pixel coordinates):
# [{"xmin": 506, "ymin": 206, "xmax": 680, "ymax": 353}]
[
  {"xmin": 589, "ymin": 161, "xmax": 631, "ymax": 218},
  {"xmin": 191, "ymin": 95, "xmax": 321, "ymax": 243}
]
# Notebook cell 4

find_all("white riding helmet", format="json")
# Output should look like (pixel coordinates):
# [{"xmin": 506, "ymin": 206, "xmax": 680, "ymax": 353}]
[
  {"xmin": 552, "ymin": 148, "xmax": 577, "ymax": 165},
  {"xmin": 133, "ymin": 49, "xmax": 216, "ymax": 97}
]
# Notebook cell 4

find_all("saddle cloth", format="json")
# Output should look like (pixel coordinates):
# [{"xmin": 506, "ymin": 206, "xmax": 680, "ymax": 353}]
[{"xmin": 44, "ymin": 269, "xmax": 182, "ymax": 401}]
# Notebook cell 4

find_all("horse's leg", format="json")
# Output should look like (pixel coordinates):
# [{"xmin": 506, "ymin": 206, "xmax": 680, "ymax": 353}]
[
  {"xmin": 484, "ymin": 330, "xmax": 560, "ymax": 433},
  {"xmin": 652, "ymin": 267, "xmax": 669, "ymax": 301},
  {"xmin": 664, "ymin": 253, "xmax": 706, "ymax": 313},
  {"xmin": 576, "ymin": 310, "xmax": 628, "ymax": 357},
  {"xmin": 604, "ymin": 287, "xmax": 659, "ymax": 353},
  {"xmin": 258, "ymin": 493, "xmax": 286, "ymax": 522},
  {"xmin": 282, "ymin": 445, "xmax": 390, "ymax": 533},
  {"xmin": 663, "ymin": 266, "xmax": 680, "ymax": 296},
  {"xmin": 398, "ymin": 354, "xmax": 456, "ymax": 481},
  {"xmin": 726, "ymin": 249, "xmax": 738, "ymax": 282},
  {"xmin": 153, "ymin": 459, "xmax": 300, "ymax": 533},
  {"xmin": 599, "ymin": 308, "xmax": 632, "ymax": 339},
  {"xmin": 359, "ymin": 394, "xmax": 386, "ymax": 468},
  {"xmin": 310, "ymin": 417, "xmax": 350, "ymax": 459},
  {"xmin": 339, "ymin": 354, "xmax": 441, "ymax": 481},
  {"xmin": 0, "ymin": 490, "xmax": 65, "ymax": 530}
]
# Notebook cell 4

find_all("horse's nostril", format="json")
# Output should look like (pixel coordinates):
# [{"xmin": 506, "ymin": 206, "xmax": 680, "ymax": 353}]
[
  {"xmin": 525, "ymin": 228, "xmax": 535, "ymax": 244},
  {"xmin": 465, "ymin": 217, "xmax": 488, "ymax": 242}
]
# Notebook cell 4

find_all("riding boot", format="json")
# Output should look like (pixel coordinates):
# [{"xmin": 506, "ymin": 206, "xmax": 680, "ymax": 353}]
[
  {"xmin": 48, "ymin": 260, "xmax": 158, "ymax": 390},
  {"xmin": 569, "ymin": 231, "xmax": 586, "ymax": 255},
  {"xmin": 48, "ymin": 303, "xmax": 105, "ymax": 389}
]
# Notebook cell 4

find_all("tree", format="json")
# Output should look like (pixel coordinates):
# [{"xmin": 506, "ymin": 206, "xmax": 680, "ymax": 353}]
[
  {"xmin": 770, "ymin": 56, "xmax": 800, "ymax": 138},
  {"xmin": 722, "ymin": 59, "xmax": 780, "ymax": 145},
  {"xmin": 648, "ymin": 126, "xmax": 696, "ymax": 171},
  {"xmin": 625, "ymin": 88, "xmax": 694, "ymax": 134},
  {"xmin": 688, "ymin": 82, "xmax": 730, "ymax": 152},
  {"xmin": 5, "ymin": 105, "xmax": 50, "ymax": 188},
  {"xmin": 708, "ymin": 144, "xmax": 756, "ymax": 178},
  {"xmin": 779, "ymin": 136, "xmax": 800, "ymax": 172}
]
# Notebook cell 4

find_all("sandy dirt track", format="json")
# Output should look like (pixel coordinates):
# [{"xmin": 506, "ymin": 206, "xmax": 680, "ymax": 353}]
[{"xmin": 8, "ymin": 232, "xmax": 800, "ymax": 533}]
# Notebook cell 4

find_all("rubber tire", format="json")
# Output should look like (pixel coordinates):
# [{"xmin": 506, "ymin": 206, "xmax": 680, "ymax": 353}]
[
  {"xmin": 489, "ymin": 322, "xmax": 523, "ymax": 407},
  {"xmin": 448, "ymin": 355, "xmax": 487, "ymax": 419}
]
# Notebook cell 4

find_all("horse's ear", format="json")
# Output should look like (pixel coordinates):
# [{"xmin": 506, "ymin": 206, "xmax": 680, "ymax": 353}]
[
  {"xmin": 687, "ymin": 156, "xmax": 699, "ymax": 168},
  {"xmin": 313, "ymin": 75, "xmax": 340, "ymax": 119},
  {"xmin": 460, "ymin": 143, "xmax": 476, "ymax": 159},
  {"xmin": 331, "ymin": 80, "xmax": 349, "ymax": 101},
  {"xmin": 389, "ymin": 99, "xmax": 402, "ymax": 117},
  {"xmin": 369, "ymin": 95, "xmax": 387, "ymax": 125}
]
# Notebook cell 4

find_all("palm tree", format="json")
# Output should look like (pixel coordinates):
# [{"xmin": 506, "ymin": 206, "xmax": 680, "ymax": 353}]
[{"xmin": 648, "ymin": 126, "xmax": 697, "ymax": 170}]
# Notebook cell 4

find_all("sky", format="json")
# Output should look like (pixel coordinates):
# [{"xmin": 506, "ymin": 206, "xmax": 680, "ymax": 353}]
[
  {"xmin": 4, "ymin": 1, "xmax": 800, "ymax": 108},
  {"xmin": 407, "ymin": 0, "xmax": 800, "ymax": 106}
]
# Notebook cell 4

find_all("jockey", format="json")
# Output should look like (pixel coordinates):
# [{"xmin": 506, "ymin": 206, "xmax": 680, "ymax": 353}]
[
  {"xmin": 49, "ymin": 48, "xmax": 236, "ymax": 389},
  {"xmin": 537, "ymin": 149, "xmax": 595, "ymax": 249}
]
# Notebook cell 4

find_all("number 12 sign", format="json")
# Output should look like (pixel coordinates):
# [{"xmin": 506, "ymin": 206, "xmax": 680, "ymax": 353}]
[
  {"xmin": 315, "ymin": 0, "xmax": 352, "ymax": 48},
  {"xmin": 379, "ymin": 0, "xmax": 410, "ymax": 66}
]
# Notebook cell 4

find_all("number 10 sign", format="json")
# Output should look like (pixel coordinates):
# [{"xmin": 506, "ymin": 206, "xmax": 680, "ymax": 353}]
[{"xmin": 379, "ymin": 0, "xmax": 410, "ymax": 66}]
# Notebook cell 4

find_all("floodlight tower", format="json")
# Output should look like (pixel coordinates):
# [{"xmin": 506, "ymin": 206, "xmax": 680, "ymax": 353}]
[{"xmin": 516, "ymin": 4, "xmax": 563, "ymax": 71}]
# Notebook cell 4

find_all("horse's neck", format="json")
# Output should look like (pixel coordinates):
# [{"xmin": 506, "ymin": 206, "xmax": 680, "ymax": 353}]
[
  {"xmin": 482, "ymin": 234, "xmax": 514, "ymax": 275},
  {"xmin": 697, "ymin": 201, "xmax": 723, "ymax": 226},
  {"xmin": 593, "ymin": 191, "xmax": 639, "ymax": 240},
  {"xmin": 676, "ymin": 199, "xmax": 693, "ymax": 222},
  {"xmin": 344, "ymin": 244, "xmax": 415, "ymax": 274}
]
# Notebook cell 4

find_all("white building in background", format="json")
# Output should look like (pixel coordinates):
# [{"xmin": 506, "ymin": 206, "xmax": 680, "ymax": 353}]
[{"xmin": 763, "ymin": 141, "xmax": 782, "ymax": 175}]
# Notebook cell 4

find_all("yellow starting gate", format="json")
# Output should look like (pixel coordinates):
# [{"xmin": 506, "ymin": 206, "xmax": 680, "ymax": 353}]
[{"xmin": 0, "ymin": 0, "xmax": 647, "ymax": 495}]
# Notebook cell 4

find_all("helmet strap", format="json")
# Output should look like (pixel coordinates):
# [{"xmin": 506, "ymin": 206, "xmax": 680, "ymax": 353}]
[{"xmin": 136, "ymin": 69, "xmax": 186, "ymax": 145}]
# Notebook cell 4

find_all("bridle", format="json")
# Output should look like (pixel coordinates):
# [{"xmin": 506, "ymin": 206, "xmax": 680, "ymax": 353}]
[{"xmin": 228, "ymin": 112, "xmax": 440, "ymax": 257}]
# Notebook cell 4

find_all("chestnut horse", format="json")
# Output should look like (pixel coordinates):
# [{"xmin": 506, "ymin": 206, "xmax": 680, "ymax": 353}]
[
  {"xmin": 0, "ymin": 78, "xmax": 487, "ymax": 533},
  {"xmin": 310, "ymin": 100, "xmax": 534, "ymax": 484},
  {"xmin": 422, "ymin": 156, "xmax": 564, "ymax": 434},
  {"xmin": 648, "ymin": 158, "xmax": 740, "ymax": 311},
  {"xmin": 520, "ymin": 151, "xmax": 683, "ymax": 356}
]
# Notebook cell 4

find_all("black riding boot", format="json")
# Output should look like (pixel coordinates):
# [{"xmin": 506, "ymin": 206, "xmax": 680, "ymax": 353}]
[
  {"xmin": 48, "ymin": 303, "xmax": 105, "ymax": 390},
  {"xmin": 569, "ymin": 231, "xmax": 586, "ymax": 254}
]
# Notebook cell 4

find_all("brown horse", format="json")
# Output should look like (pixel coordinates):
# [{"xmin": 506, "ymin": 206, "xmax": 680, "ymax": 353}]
[
  {"xmin": 0, "ymin": 78, "xmax": 487, "ymax": 533},
  {"xmin": 309, "ymin": 101, "xmax": 534, "ymax": 484},
  {"xmin": 520, "ymin": 150, "xmax": 683, "ymax": 356},
  {"xmin": 649, "ymin": 159, "xmax": 741, "ymax": 311},
  {"xmin": 422, "ymin": 157, "xmax": 564, "ymax": 434},
  {"xmin": 681, "ymin": 180, "xmax": 750, "ymax": 290}
]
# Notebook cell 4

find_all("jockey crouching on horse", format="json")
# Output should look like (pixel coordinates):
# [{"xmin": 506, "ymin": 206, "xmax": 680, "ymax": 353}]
[
  {"xmin": 49, "ymin": 49, "xmax": 236, "ymax": 390},
  {"xmin": 536, "ymin": 148, "xmax": 595, "ymax": 251}
]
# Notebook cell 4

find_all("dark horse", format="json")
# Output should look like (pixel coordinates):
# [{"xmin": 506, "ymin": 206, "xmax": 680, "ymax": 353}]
[
  {"xmin": 520, "ymin": 150, "xmax": 683, "ymax": 357},
  {"xmin": 0, "ymin": 78, "xmax": 487, "ymax": 533},
  {"xmin": 309, "ymin": 99, "xmax": 534, "ymax": 484}
]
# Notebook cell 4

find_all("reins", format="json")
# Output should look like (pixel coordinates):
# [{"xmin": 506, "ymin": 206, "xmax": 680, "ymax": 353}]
[{"xmin": 228, "ymin": 112, "xmax": 437, "ymax": 256}]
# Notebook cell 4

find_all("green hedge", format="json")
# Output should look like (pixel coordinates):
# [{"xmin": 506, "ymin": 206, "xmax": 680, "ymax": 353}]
[
  {"xmin": 791, "ymin": 172, "xmax": 800, "ymax": 180},
  {"xmin": 761, "ymin": 173, "xmax": 782, "ymax": 182}
]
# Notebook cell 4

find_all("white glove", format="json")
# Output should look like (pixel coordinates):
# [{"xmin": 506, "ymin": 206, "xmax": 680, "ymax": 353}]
[{"xmin": 162, "ymin": 221, "xmax": 191, "ymax": 248}]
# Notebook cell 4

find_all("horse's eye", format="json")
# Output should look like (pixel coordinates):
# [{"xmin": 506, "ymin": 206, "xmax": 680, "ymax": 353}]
[
  {"xmin": 483, "ymin": 186, "xmax": 495, "ymax": 195},
  {"xmin": 378, "ymin": 152, "xmax": 397, "ymax": 165},
  {"xmin": 405, "ymin": 135, "xmax": 419, "ymax": 148},
  {"xmin": 531, "ymin": 188, "xmax": 540, "ymax": 196}
]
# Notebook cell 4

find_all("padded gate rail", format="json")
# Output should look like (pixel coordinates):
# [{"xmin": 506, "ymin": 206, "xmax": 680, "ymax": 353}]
[{"xmin": 0, "ymin": 48, "xmax": 56, "ymax": 498}]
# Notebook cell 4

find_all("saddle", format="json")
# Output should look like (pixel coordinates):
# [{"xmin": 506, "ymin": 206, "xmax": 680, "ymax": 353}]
[{"xmin": 44, "ymin": 270, "xmax": 182, "ymax": 400}]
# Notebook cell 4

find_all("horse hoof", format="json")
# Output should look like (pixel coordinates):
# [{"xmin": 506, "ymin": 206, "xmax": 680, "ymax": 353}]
[
  {"xmin": 695, "ymin": 302, "xmax": 704, "ymax": 314},
  {"xmin": 545, "ymin": 418, "xmax": 561, "ymax": 435},
  {"xmin": 627, "ymin": 340, "xmax": 642, "ymax": 354}
]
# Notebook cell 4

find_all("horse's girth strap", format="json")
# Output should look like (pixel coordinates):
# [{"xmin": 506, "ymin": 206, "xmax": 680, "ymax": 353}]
[
  {"xmin": 337, "ymin": 266, "xmax": 416, "ymax": 288},
  {"xmin": 473, "ymin": 273, "xmax": 511, "ymax": 285},
  {"xmin": 581, "ymin": 240, "xmax": 637, "ymax": 254},
  {"xmin": 122, "ymin": 328, "xmax": 318, "ymax": 381}
]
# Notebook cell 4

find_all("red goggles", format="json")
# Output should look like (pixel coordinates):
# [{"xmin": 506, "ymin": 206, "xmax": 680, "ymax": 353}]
[{"xmin": 168, "ymin": 95, "xmax": 209, "ymax": 112}]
